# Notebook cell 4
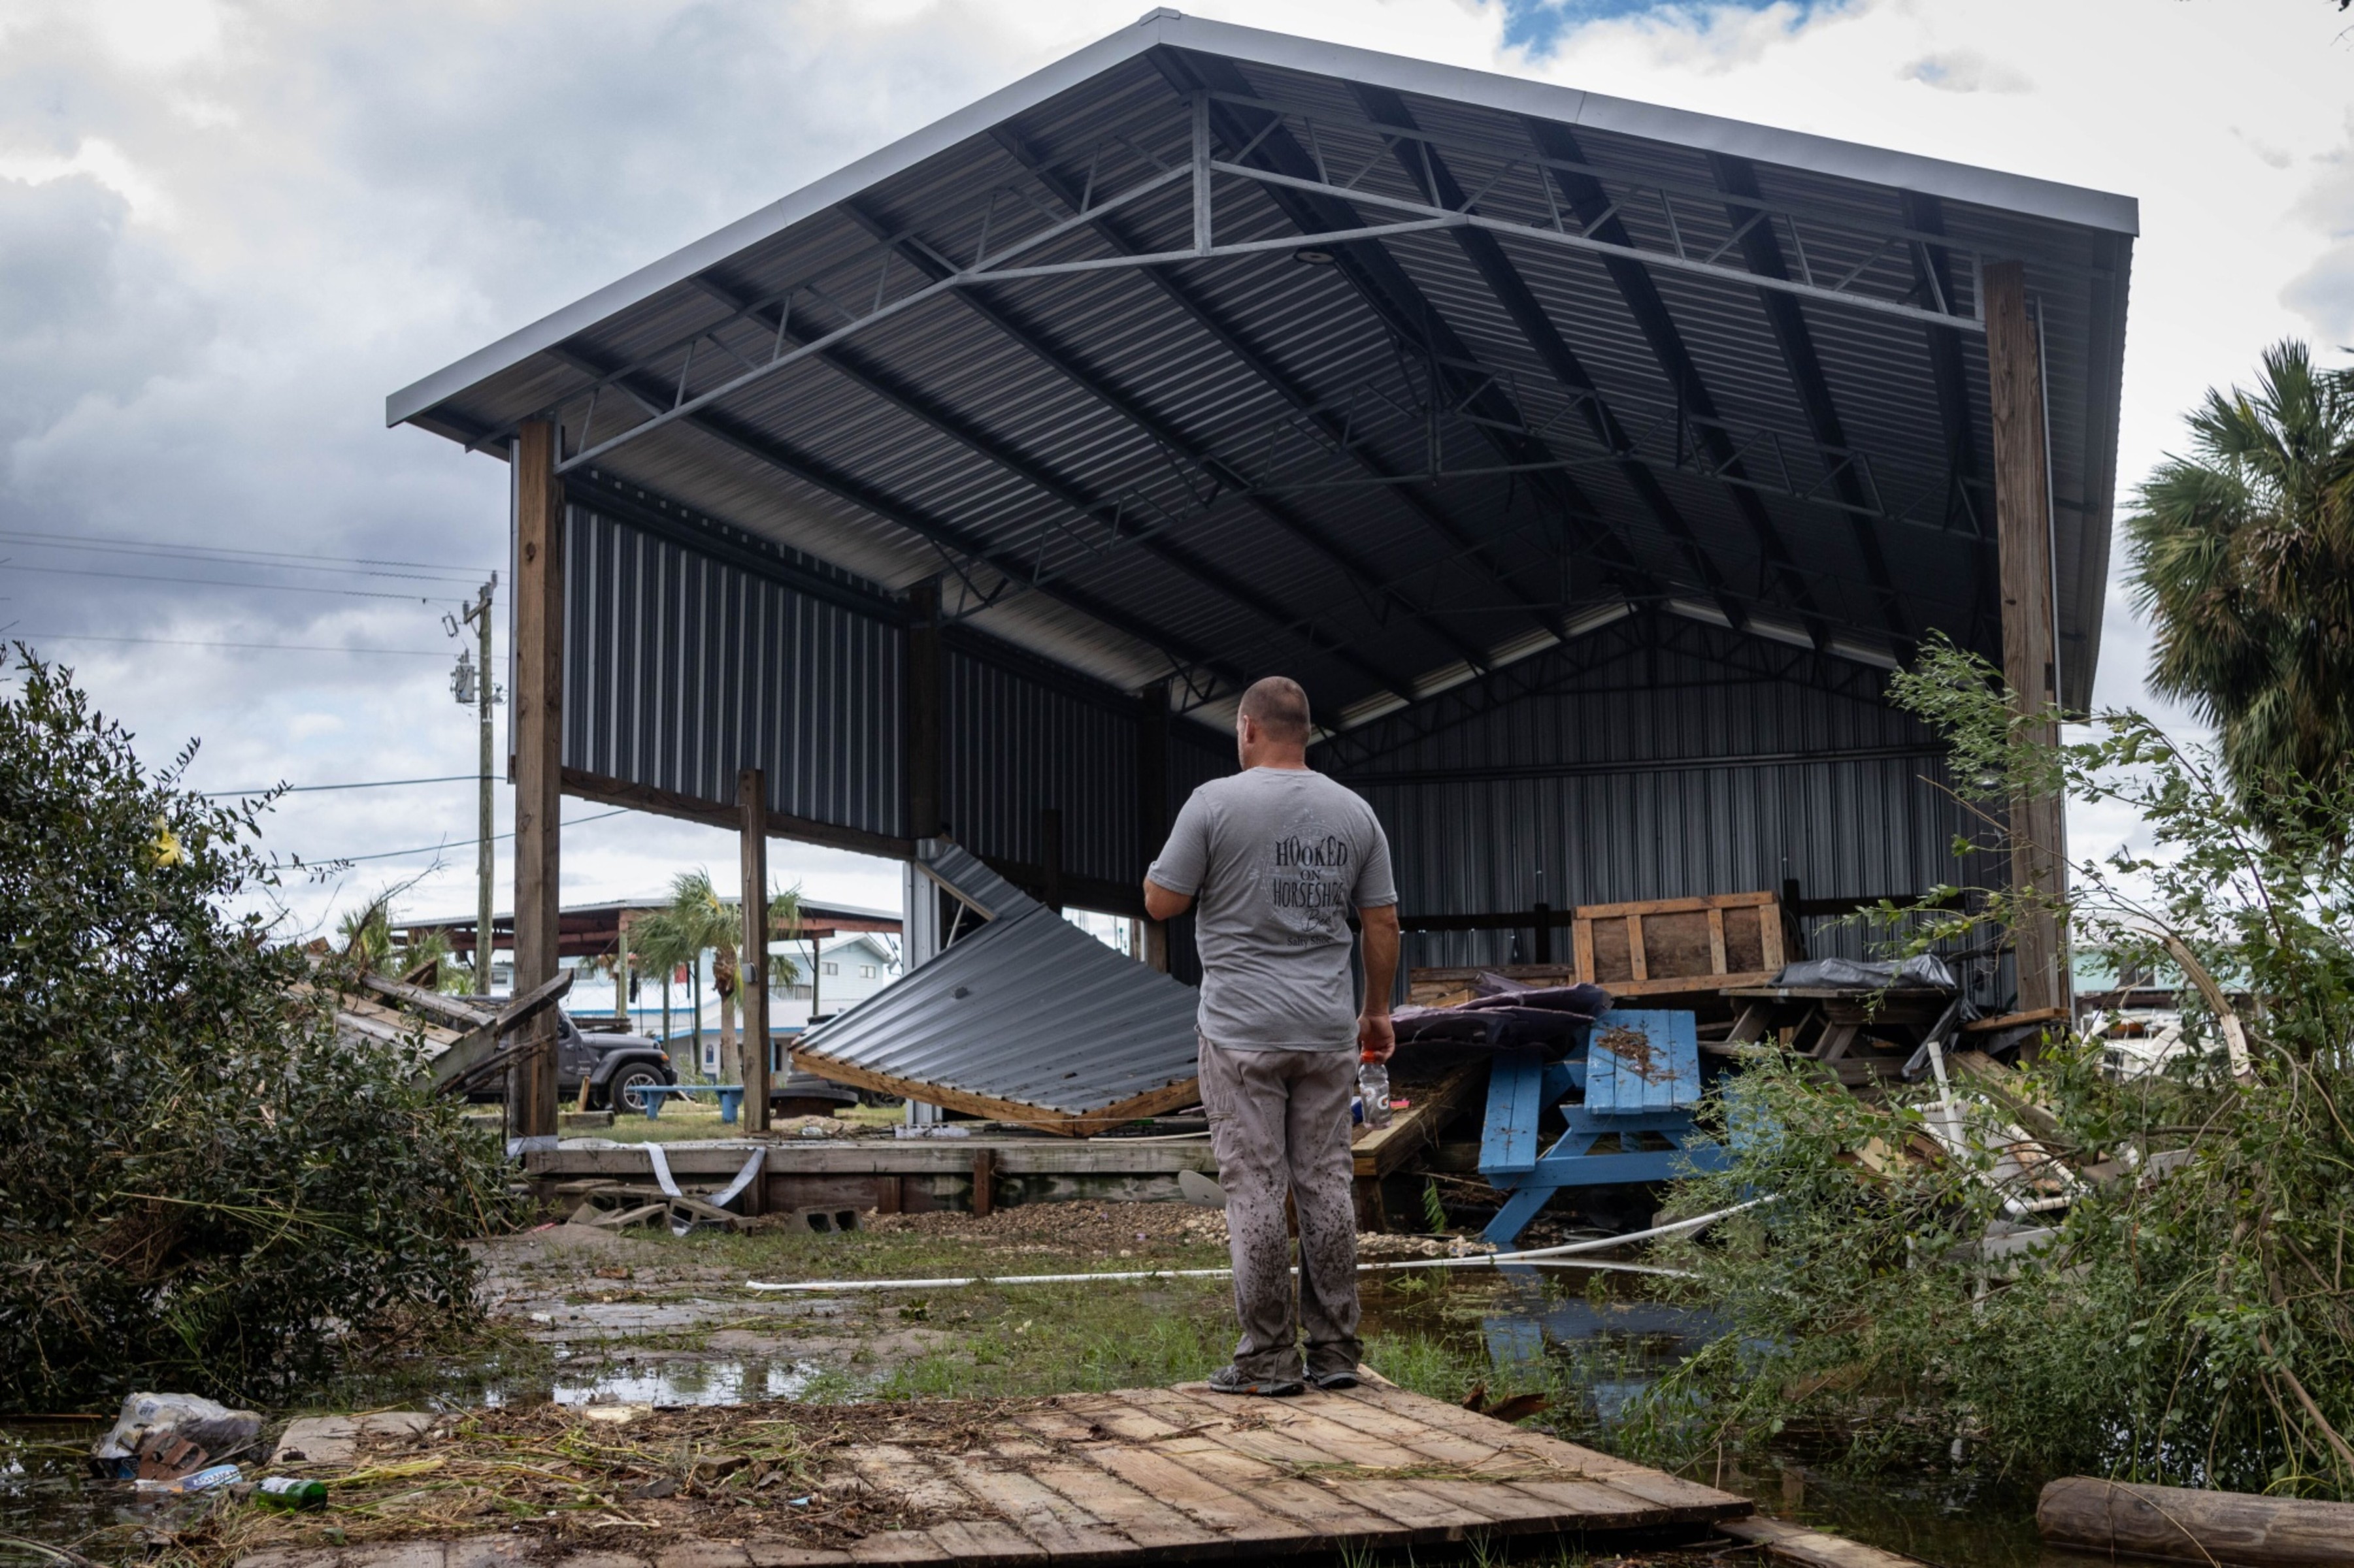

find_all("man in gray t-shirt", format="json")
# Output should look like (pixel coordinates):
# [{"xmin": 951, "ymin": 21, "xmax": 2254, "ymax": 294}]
[{"xmin": 1146, "ymin": 676, "xmax": 1399, "ymax": 1396}]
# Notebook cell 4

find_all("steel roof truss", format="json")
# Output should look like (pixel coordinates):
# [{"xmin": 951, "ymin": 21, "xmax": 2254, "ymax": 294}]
[
  {"xmin": 1167, "ymin": 52, "xmax": 1658, "ymax": 617},
  {"xmin": 1201, "ymin": 86, "xmax": 1989, "ymax": 329},
  {"xmin": 825, "ymin": 210, "xmax": 1432, "ymax": 701},
  {"xmin": 1353, "ymin": 82, "xmax": 1749, "ymax": 634},
  {"xmin": 987, "ymin": 122, "xmax": 1528, "ymax": 669},
  {"xmin": 1710, "ymin": 154, "xmax": 1912, "ymax": 651}
]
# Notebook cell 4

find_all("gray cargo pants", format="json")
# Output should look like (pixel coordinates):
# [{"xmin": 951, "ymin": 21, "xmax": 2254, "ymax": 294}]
[{"xmin": 1197, "ymin": 1036, "xmax": 1363, "ymax": 1380}]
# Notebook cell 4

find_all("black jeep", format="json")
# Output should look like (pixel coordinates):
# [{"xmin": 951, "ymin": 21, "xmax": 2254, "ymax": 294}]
[{"xmin": 555, "ymin": 1013, "xmax": 677, "ymax": 1111}]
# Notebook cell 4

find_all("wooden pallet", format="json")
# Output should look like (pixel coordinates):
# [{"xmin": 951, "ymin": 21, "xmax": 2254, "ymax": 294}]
[{"xmin": 1412, "ymin": 890, "xmax": 1785, "ymax": 1005}]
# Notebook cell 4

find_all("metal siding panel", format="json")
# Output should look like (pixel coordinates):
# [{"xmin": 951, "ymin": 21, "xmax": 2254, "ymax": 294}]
[
  {"xmin": 564, "ymin": 508, "xmax": 903, "ymax": 840},
  {"xmin": 939, "ymin": 645, "xmax": 1144, "ymax": 891},
  {"xmin": 1338, "ymin": 623, "xmax": 1973, "ymax": 972}
]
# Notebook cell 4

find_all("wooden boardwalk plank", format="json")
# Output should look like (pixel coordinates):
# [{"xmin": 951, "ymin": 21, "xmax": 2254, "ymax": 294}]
[
  {"xmin": 1061, "ymin": 1443, "xmax": 1304, "ymax": 1548},
  {"xmin": 1299, "ymin": 1391, "xmax": 1543, "ymax": 1476},
  {"xmin": 912, "ymin": 1520, "xmax": 1047, "ymax": 1565},
  {"xmin": 931, "ymin": 1447, "xmax": 1138, "ymax": 1558},
  {"xmin": 989, "ymin": 1439, "xmax": 1223, "ymax": 1554},
  {"xmin": 1158, "ymin": 1386, "xmax": 1430, "ymax": 1471},
  {"xmin": 1318, "ymin": 1478, "xmax": 1502, "ymax": 1538},
  {"xmin": 1331, "ymin": 1383, "xmax": 1748, "ymax": 1518},
  {"xmin": 842, "ymin": 1534, "xmax": 949, "ymax": 1563},
  {"xmin": 1410, "ymin": 1475, "xmax": 1666, "ymax": 1529},
  {"xmin": 1144, "ymin": 1434, "xmax": 1398, "ymax": 1541},
  {"xmin": 844, "ymin": 1445, "xmax": 978, "ymax": 1516}
]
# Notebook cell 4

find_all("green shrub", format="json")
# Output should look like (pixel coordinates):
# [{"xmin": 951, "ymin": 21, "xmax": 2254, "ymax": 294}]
[
  {"xmin": 1629, "ymin": 636, "xmax": 2354, "ymax": 1497},
  {"xmin": 0, "ymin": 649, "xmax": 516, "ymax": 1411}
]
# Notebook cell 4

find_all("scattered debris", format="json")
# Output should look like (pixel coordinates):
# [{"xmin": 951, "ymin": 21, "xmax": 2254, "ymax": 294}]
[
  {"xmin": 90, "ymin": 1393, "xmax": 261, "ymax": 1481},
  {"xmin": 796, "ymin": 841, "xmax": 1201, "ymax": 1134}
]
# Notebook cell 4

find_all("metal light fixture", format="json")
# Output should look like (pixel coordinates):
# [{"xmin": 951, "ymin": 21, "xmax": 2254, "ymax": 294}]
[{"xmin": 1292, "ymin": 246, "xmax": 1337, "ymax": 265}]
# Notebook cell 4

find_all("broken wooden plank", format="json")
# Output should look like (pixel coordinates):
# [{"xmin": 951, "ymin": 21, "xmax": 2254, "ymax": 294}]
[
  {"xmin": 1721, "ymin": 1516, "xmax": 1938, "ymax": 1567},
  {"xmin": 1352, "ymin": 1060, "xmax": 1485, "ymax": 1177}
]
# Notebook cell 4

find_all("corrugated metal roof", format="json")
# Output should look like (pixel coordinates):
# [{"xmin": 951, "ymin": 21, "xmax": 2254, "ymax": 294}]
[
  {"xmin": 798, "ymin": 838, "xmax": 1199, "ymax": 1119},
  {"xmin": 390, "ymin": 11, "xmax": 2133, "ymax": 719}
]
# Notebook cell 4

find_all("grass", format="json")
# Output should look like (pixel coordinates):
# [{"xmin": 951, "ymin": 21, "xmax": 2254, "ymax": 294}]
[{"xmin": 622, "ymin": 1216, "xmax": 1232, "ymax": 1282}]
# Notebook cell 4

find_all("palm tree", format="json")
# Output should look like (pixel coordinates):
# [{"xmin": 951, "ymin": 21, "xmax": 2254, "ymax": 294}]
[
  {"xmin": 336, "ymin": 895, "xmax": 471, "ymax": 992},
  {"xmin": 625, "ymin": 906, "xmax": 697, "ymax": 1068},
  {"xmin": 2128, "ymin": 340, "xmax": 2354, "ymax": 836},
  {"xmin": 657, "ymin": 870, "xmax": 742, "ymax": 1080}
]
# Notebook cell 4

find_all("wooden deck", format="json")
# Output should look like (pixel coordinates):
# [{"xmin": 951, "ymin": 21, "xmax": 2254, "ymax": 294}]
[{"xmin": 238, "ymin": 1381, "xmax": 1749, "ymax": 1567}]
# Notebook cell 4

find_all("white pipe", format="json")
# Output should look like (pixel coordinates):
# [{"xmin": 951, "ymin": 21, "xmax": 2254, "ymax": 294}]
[
  {"xmin": 746, "ymin": 1256, "xmax": 1689, "ymax": 1293},
  {"xmin": 742, "ymin": 1195, "xmax": 1770, "ymax": 1294}
]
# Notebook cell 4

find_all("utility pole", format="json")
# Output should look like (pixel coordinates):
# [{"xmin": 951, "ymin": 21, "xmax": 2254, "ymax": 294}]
[{"xmin": 448, "ymin": 576, "xmax": 501, "ymax": 994}]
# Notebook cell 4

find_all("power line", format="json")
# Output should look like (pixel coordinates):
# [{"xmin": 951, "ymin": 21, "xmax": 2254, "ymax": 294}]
[
  {"xmin": 17, "ymin": 632, "xmax": 453, "ymax": 657},
  {"xmin": 201, "ymin": 774, "xmax": 482, "ymax": 798},
  {"xmin": 320, "ymin": 809, "xmax": 631, "ymax": 865},
  {"xmin": 0, "ymin": 528, "xmax": 495, "ymax": 581},
  {"xmin": 0, "ymin": 563, "xmax": 467, "ymax": 602}
]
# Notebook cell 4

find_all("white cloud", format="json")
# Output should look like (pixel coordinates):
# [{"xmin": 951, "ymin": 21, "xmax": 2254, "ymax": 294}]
[{"xmin": 1898, "ymin": 48, "xmax": 2031, "ymax": 93}]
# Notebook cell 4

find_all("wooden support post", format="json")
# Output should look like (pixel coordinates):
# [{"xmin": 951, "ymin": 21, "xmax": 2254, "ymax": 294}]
[
  {"xmin": 1137, "ymin": 681, "xmax": 1171, "ymax": 971},
  {"xmin": 1531, "ymin": 902, "xmax": 1552, "ymax": 966},
  {"xmin": 509, "ymin": 418, "xmax": 563, "ymax": 1142},
  {"xmin": 971, "ymin": 1148, "xmax": 996, "ymax": 1217},
  {"xmin": 905, "ymin": 580, "xmax": 942, "ymax": 843},
  {"xmin": 740, "ymin": 768, "xmax": 772, "ymax": 1134},
  {"xmin": 1985, "ymin": 261, "xmax": 2069, "ymax": 1017},
  {"xmin": 1041, "ymin": 807, "xmax": 1065, "ymax": 913},
  {"xmin": 612, "ymin": 911, "xmax": 631, "ymax": 1023}
]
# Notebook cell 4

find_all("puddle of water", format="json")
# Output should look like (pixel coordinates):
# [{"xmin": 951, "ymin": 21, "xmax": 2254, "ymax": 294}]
[
  {"xmin": 544, "ymin": 1358, "xmax": 823, "ymax": 1407},
  {"xmin": 1362, "ymin": 1266, "xmax": 2122, "ymax": 1568}
]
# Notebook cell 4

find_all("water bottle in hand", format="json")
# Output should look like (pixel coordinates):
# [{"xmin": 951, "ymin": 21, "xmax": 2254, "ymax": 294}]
[{"xmin": 1358, "ymin": 1051, "xmax": 1392, "ymax": 1130}]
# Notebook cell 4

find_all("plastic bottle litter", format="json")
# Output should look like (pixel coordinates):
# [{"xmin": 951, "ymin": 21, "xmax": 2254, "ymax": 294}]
[
  {"xmin": 255, "ymin": 1476, "xmax": 329, "ymax": 1511},
  {"xmin": 134, "ymin": 1463, "xmax": 242, "ymax": 1494},
  {"xmin": 1357, "ymin": 1051, "xmax": 1393, "ymax": 1130}
]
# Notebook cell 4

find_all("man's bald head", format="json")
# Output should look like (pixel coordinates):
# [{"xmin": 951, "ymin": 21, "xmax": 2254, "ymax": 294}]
[{"xmin": 1237, "ymin": 676, "xmax": 1312, "ymax": 747}]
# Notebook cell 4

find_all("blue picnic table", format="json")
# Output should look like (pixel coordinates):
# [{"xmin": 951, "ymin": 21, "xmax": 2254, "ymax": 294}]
[
  {"xmin": 1477, "ymin": 1008, "xmax": 1732, "ymax": 1247},
  {"xmin": 629, "ymin": 1084, "xmax": 746, "ymax": 1123}
]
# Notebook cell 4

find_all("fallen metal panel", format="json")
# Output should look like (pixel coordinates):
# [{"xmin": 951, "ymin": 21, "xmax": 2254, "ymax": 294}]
[{"xmin": 799, "ymin": 841, "xmax": 1201, "ymax": 1130}]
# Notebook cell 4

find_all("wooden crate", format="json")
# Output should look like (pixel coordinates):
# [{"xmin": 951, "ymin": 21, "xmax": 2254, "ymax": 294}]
[{"xmin": 1409, "ymin": 890, "xmax": 1784, "ymax": 1005}]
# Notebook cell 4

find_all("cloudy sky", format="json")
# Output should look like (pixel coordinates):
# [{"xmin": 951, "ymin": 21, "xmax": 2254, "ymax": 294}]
[{"xmin": 3, "ymin": 0, "xmax": 2349, "ymax": 942}]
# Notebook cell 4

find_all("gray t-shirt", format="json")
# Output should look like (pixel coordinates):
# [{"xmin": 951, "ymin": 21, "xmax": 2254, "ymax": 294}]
[{"xmin": 1148, "ymin": 766, "xmax": 1398, "ymax": 1051}]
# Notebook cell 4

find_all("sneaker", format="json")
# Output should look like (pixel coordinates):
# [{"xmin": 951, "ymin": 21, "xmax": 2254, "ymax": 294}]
[
  {"xmin": 1306, "ymin": 1367, "xmax": 1360, "ymax": 1390},
  {"xmin": 1205, "ymin": 1364, "xmax": 1303, "ymax": 1397}
]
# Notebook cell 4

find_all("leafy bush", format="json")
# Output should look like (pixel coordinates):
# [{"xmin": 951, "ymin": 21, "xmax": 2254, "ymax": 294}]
[
  {"xmin": 0, "ymin": 650, "xmax": 516, "ymax": 1411},
  {"xmin": 1629, "ymin": 636, "xmax": 2354, "ymax": 1497}
]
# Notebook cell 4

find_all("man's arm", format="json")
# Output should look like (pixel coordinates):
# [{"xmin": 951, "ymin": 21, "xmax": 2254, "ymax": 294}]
[
  {"xmin": 1143, "ymin": 878, "xmax": 1194, "ymax": 922},
  {"xmin": 1357, "ymin": 903, "xmax": 1400, "ymax": 1061}
]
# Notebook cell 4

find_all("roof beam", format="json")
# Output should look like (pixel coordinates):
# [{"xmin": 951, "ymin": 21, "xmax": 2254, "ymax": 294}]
[
  {"xmin": 1351, "ymin": 82, "xmax": 1750, "ymax": 634},
  {"xmin": 1521, "ymin": 116, "xmax": 1839, "ymax": 653},
  {"xmin": 986, "ymin": 121, "xmax": 1545, "ymax": 664},
  {"xmin": 683, "ymin": 271, "xmax": 1421, "ymax": 701},
  {"xmin": 1159, "ymin": 47, "xmax": 1657, "ymax": 619},
  {"xmin": 1902, "ymin": 189, "xmax": 1998, "ymax": 658},
  {"xmin": 830, "ymin": 200, "xmax": 1425, "ymax": 702},
  {"xmin": 1316, "ymin": 609, "xmax": 1892, "ymax": 775},
  {"xmin": 1710, "ymin": 154, "xmax": 1912, "ymax": 651},
  {"xmin": 541, "ymin": 343, "xmax": 1249, "ymax": 692}
]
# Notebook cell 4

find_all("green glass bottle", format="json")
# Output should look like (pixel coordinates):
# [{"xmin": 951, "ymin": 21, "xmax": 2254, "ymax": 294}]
[{"xmin": 255, "ymin": 1476, "xmax": 328, "ymax": 1511}]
